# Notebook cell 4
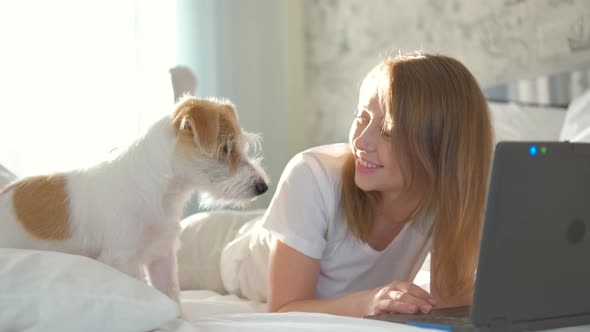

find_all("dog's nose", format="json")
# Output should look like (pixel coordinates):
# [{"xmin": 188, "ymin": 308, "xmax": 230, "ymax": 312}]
[{"xmin": 254, "ymin": 180, "xmax": 268, "ymax": 196}]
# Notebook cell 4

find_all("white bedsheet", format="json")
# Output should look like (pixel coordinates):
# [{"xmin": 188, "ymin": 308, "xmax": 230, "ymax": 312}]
[
  {"xmin": 174, "ymin": 290, "xmax": 428, "ymax": 331},
  {"xmin": 159, "ymin": 315, "xmax": 425, "ymax": 332},
  {"xmin": 148, "ymin": 290, "xmax": 419, "ymax": 332},
  {"xmin": 168, "ymin": 290, "xmax": 590, "ymax": 332},
  {"xmin": 181, "ymin": 290, "xmax": 265, "ymax": 319},
  {"xmin": 187, "ymin": 313, "xmax": 429, "ymax": 332}
]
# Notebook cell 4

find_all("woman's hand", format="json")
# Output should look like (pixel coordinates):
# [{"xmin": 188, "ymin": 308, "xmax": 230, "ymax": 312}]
[{"xmin": 368, "ymin": 280, "xmax": 438, "ymax": 315}]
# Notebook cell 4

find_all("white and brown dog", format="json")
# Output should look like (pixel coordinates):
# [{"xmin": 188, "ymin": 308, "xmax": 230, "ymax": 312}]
[{"xmin": 0, "ymin": 96, "xmax": 269, "ymax": 311}]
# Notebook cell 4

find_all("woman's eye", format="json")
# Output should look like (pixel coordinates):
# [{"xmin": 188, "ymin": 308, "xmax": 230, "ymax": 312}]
[{"xmin": 355, "ymin": 115, "xmax": 367, "ymax": 125}]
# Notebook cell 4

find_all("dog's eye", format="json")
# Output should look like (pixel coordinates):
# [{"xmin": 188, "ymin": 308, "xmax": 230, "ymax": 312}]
[{"xmin": 222, "ymin": 144, "xmax": 230, "ymax": 154}]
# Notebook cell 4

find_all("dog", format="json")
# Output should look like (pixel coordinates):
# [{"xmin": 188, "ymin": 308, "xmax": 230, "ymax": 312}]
[{"xmin": 0, "ymin": 96, "xmax": 269, "ymax": 312}]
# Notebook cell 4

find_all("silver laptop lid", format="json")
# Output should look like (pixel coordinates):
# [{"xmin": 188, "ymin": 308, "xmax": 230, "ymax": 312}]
[{"xmin": 472, "ymin": 142, "xmax": 590, "ymax": 330}]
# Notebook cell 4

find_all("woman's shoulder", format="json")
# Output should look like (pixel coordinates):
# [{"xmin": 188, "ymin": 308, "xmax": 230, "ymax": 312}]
[
  {"xmin": 281, "ymin": 144, "xmax": 348, "ymax": 199},
  {"xmin": 294, "ymin": 143, "xmax": 350, "ymax": 169},
  {"xmin": 301, "ymin": 143, "xmax": 351, "ymax": 157}
]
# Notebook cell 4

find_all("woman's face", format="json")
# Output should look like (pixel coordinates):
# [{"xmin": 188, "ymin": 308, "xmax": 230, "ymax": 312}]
[{"xmin": 349, "ymin": 75, "xmax": 405, "ymax": 198}]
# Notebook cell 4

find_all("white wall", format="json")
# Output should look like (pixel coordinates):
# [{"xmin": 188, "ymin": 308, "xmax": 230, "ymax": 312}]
[
  {"xmin": 304, "ymin": 0, "xmax": 590, "ymax": 145},
  {"xmin": 175, "ymin": 0, "xmax": 590, "ymax": 212},
  {"xmin": 176, "ymin": 0, "xmax": 307, "ymax": 212}
]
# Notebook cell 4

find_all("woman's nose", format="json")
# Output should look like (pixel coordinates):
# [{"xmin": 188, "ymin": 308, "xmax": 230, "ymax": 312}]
[{"xmin": 354, "ymin": 124, "xmax": 378, "ymax": 151}]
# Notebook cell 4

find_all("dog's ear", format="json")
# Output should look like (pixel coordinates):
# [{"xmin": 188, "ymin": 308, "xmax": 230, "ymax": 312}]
[
  {"xmin": 179, "ymin": 115, "xmax": 195, "ymax": 133},
  {"xmin": 176, "ymin": 107, "xmax": 220, "ymax": 154}
]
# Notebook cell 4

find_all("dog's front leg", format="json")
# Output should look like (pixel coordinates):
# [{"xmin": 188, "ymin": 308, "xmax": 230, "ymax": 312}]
[{"xmin": 146, "ymin": 251, "xmax": 183, "ymax": 316}]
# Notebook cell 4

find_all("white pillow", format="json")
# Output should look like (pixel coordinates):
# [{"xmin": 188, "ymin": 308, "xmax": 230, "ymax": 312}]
[
  {"xmin": 0, "ymin": 249, "xmax": 179, "ymax": 332},
  {"xmin": 560, "ymin": 89, "xmax": 590, "ymax": 142},
  {"xmin": 177, "ymin": 209, "xmax": 265, "ymax": 293},
  {"xmin": 0, "ymin": 163, "xmax": 17, "ymax": 188},
  {"xmin": 488, "ymin": 102, "xmax": 566, "ymax": 143}
]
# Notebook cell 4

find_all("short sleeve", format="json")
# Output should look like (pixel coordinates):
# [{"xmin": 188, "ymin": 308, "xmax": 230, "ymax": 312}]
[{"xmin": 261, "ymin": 152, "xmax": 330, "ymax": 259}]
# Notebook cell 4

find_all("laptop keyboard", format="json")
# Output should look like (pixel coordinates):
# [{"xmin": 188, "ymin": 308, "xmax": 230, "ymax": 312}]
[
  {"xmin": 366, "ymin": 306, "xmax": 474, "ymax": 328},
  {"xmin": 397, "ymin": 313, "xmax": 473, "ymax": 327}
]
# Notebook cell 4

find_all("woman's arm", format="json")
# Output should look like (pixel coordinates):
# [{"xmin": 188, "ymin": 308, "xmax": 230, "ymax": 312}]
[
  {"xmin": 268, "ymin": 240, "xmax": 437, "ymax": 317},
  {"xmin": 268, "ymin": 240, "xmax": 373, "ymax": 316}
]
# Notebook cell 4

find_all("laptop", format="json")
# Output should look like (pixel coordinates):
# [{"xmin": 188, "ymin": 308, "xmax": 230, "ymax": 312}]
[{"xmin": 366, "ymin": 142, "xmax": 590, "ymax": 331}]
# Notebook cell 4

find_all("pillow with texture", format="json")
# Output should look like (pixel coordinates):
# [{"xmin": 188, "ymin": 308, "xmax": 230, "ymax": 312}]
[
  {"xmin": 177, "ymin": 209, "xmax": 265, "ymax": 293},
  {"xmin": 0, "ymin": 249, "xmax": 179, "ymax": 332}
]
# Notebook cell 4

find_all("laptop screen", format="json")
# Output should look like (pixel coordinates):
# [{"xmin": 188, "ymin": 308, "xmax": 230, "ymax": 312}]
[{"xmin": 471, "ymin": 142, "xmax": 590, "ymax": 329}]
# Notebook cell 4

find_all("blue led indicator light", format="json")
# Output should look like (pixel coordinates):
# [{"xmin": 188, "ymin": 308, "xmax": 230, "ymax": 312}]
[{"xmin": 529, "ymin": 145, "xmax": 537, "ymax": 156}]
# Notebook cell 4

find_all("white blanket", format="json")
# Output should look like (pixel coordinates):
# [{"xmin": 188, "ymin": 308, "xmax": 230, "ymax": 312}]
[
  {"xmin": 171, "ymin": 290, "xmax": 590, "ymax": 332},
  {"xmin": 184, "ymin": 312, "xmax": 428, "ymax": 332},
  {"xmin": 1, "ymin": 216, "xmax": 589, "ymax": 332},
  {"xmin": 167, "ymin": 291, "xmax": 429, "ymax": 332}
]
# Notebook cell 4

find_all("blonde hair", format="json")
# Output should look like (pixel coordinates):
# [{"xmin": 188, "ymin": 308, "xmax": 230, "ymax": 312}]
[{"xmin": 341, "ymin": 52, "xmax": 494, "ymax": 299}]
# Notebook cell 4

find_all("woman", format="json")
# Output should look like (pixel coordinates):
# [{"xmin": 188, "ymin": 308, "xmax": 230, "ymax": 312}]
[{"xmin": 260, "ymin": 51, "xmax": 493, "ymax": 317}]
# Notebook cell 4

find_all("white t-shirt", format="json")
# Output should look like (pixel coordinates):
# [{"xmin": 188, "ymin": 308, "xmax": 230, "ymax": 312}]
[{"xmin": 261, "ymin": 143, "xmax": 433, "ymax": 300}]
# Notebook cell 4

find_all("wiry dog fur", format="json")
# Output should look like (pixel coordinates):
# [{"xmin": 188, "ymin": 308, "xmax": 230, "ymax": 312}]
[{"xmin": 0, "ymin": 96, "xmax": 269, "ymax": 313}]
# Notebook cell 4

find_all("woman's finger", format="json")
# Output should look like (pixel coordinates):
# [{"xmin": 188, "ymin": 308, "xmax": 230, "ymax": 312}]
[
  {"xmin": 388, "ymin": 290, "xmax": 433, "ymax": 313},
  {"xmin": 387, "ymin": 291, "xmax": 432, "ymax": 313},
  {"xmin": 392, "ymin": 280, "xmax": 437, "ymax": 305},
  {"xmin": 373, "ymin": 298, "xmax": 420, "ymax": 315}
]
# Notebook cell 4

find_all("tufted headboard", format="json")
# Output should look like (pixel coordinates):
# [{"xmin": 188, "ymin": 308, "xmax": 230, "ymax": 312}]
[{"xmin": 483, "ymin": 66, "xmax": 590, "ymax": 143}]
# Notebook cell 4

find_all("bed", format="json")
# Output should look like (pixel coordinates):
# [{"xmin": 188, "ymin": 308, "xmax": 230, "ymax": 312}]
[
  {"xmin": 2, "ymin": 76, "xmax": 590, "ymax": 332},
  {"xmin": 2, "ymin": 87, "xmax": 590, "ymax": 330},
  {"xmin": 0, "ymin": 247, "xmax": 430, "ymax": 332}
]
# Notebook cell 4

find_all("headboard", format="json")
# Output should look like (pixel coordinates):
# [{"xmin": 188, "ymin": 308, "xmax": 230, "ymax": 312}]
[
  {"xmin": 483, "ymin": 67, "xmax": 590, "ymax": 108},
  {"xmin": 482, "ymin": 65, "xmax": 590, "ymax": 143}
]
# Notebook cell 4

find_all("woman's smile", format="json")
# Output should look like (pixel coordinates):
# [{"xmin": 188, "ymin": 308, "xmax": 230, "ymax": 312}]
[{"xmin": 355, "ymin": 156, "xmax": 383, "ymax": 173}]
